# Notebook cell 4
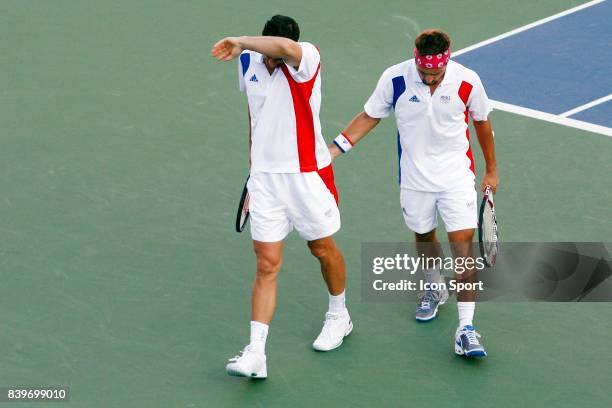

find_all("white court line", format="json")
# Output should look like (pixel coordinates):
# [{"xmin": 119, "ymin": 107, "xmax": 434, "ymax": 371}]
[
  {"xmin": 453, "ymin": 0, "xmax": 611, "ymax": 136},
  {"xmin": 454, "ymin": 0, "xmax": 606, "ymax": 57},
  {"xmin": 491, "ymin": 100, "xmax": 612, "ymax": 137},
  {"xmin": 560, "ymin": 93, "xmax": 612, "ymax": 117}
]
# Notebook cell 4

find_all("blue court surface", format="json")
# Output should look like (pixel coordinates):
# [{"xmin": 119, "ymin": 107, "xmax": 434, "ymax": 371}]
[
  {"xmin": 454, "ymin": 0, "xmax": 612, "ymax": 129},
  {"xmin": 570, "ymin": 99, "xmax": 612, "ymax": 124}
]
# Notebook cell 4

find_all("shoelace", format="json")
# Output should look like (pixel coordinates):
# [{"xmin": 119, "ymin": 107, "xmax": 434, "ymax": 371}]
[
  {"xmin": 464, "ymin": 330, "xmax": 481, "ymax": 345},
  {"xmin": 320, "ymin": 313, "xmax": 349, "ymax": 337},
  {"xmin": 228, "ymin": 345, "xmax": 253, "ymax": 362},
  {"xmin": 417, "ymin": 290, "xmax": 440, "ymax": 309},
  {"xmin": 323, "ymin": 312, "xmax": 341, "ymax": 327}
]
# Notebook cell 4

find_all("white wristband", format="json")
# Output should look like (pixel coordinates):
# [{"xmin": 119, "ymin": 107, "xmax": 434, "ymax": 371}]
[{"xmin": 333, "ymin": 133, "xmax": 354, "ymax": 153}]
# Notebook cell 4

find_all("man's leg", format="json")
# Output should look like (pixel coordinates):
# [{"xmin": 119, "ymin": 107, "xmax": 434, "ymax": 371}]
[
  {"xmin": 309, "ymin": 235, "xmax": 352, "ymax": 351},
  {"xmin": 251, "ymin": 240, "xmax": 283, "ymax": 324},
  {"xmin": 415, "ymin": 229, "xmax": 439, "ymax": 253},
  {"xmin": 447, "ymin": 229, "xmax": 477, "ymax": 327},
  {"xmin": 415, "ymin": 229, "xmax": 442, "ymax": 283},
  {"xmin": 399, "ymin": 188, "xmax": 446, "ymax": 320},
  {"xmin": 226, "ymin": 240, "xmax": 282, "ymax": 378},
  {"xmin": 307, "ymin": 236, "xmax": 345, "ymax": 296},
  {"xmin": 447, "ymin": 229, "xmax": 477, "ymax": 304},
  {"xmin": 414, "ymin": 229, "xmax": 449, "ymax": 321},
  {"xmin": 448, "ymin": 228, "xmax": 486, "ymax": 357},
  {"xmin": 436, "ymin": 186, "xmax": 485, "ymax": 356}
]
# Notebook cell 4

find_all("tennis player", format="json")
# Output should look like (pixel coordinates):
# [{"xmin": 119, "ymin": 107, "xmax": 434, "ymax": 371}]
[
  {"xmin": 331, "ymin": 29, "xmax": 499, "ymax": 357},
  {"xmin": 211, "ymin": 15, "xmax": 352, "ymax": 379}
]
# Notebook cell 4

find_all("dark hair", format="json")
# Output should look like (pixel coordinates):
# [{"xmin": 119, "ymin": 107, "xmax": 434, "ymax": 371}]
[
  {"xmin": 262, "ymin": 15, "xmax": 300, "ymax": 41},
  {"xmin": 415, "ymin": 29, "xmax": 451, "ymax": 55}
]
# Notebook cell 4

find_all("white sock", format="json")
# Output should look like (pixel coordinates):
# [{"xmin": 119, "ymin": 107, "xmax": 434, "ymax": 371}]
[
  {"xmin": 457, "ymin": 302, "xmax": 475, "ymax": 328},
  {"xmin": 249, "ymin": 321, "xmax": 268, "ymax": 354},
  {"xmin": 423, "ymin": 268, "xmax": 442, "ymax": 284},
  {"xmin": 328, "ymin": 290, "xmax": 347, "ymax": 314}
]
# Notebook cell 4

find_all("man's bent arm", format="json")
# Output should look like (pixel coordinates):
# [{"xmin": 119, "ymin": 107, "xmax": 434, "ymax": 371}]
[
  {"xmin": 329, "ymin": 112, "xmax": 381, "ymax": 159},
  {"xmin": 212, "ymin": 36, "xmax": 302, "ymax": 68}
]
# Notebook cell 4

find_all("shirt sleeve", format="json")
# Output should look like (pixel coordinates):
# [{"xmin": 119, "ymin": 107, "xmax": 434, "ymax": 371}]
[
  {"xmin": 283, "ymin": 42, "xmax": 320, "ymax": 83},
  {"xmin": 467, "ymin": 74, "xmax": 493, "ymax": 121},
  {"xmin": 364, "ymin": 69, "xmax": 394, "ymax": 119}
]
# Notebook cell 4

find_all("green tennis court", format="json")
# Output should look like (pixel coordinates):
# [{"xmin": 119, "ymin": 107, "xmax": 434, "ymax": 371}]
[{"xmin": 1, "ymin": 0, "xmax": 610, "ymax": 406}]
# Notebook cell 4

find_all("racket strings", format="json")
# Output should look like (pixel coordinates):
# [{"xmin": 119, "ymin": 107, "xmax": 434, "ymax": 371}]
[
  {"xmin": 481, "ymin": 200, "xmax": 498, "ymax": 265},
  {"xmin": 483, "ymin": 204, "xmax": 497, "ymax": 243},
  {"xmin": 242, "ymin": 194, "xmax": 250, "ymax": 218}
]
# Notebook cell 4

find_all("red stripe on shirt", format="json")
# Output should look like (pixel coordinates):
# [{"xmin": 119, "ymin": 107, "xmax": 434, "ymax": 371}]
[
  {"xmin": 458, "ymin": 81, "xmax": 475, "ymax": 175},
  {"xmin": 317, "ymin": 164, "xmax": 339, "ymax": 204},
  {"xmin": 281, "ymin": 63, "xmax": 321, "ymax": 172}
]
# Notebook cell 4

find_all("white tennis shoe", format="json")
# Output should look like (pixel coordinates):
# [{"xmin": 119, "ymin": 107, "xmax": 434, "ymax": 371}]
[
  {"xmin": 312, "ymin": 310, "xmax": 353, "ymax": 351},
  {"xmin": 226, "ymin": 345, "xmax": 267, "ymax": 379}
]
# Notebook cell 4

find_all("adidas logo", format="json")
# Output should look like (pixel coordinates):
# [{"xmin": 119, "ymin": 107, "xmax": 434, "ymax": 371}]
[
  {"xmin": 408, "ymin": 95, "xmax": 420, "ymax": 103},
  {"xmin": 249, "ymin": 74, "xmax": 258, "ymax": 82}
]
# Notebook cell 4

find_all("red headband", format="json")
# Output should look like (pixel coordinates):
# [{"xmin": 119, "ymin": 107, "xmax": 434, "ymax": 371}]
[{"xmin": 414, "ymin": 47, "xmax": 451, "ymax": 69}]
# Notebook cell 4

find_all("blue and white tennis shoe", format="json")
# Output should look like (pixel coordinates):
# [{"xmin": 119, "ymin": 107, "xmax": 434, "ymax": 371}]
[
  {"xmin": 415, "ymin": 286, "xmax": 449, "ymax": 321},
  {"xmin": 454, "ymin": 325, "xmax": 487, "ymax": 357}
]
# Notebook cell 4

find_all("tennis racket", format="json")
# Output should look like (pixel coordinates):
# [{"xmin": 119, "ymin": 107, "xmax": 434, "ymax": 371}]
[
  {"xmin": 235, "ymin": 176, "xmax": 250, "ymax": 233},
  {"xmin": 478, "ymin": 185, "xmax": 498, "ymax": 266}
]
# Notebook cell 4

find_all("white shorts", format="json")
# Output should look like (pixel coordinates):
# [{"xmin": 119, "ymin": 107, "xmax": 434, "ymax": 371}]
[
  {"xmin": 399, "ymin": 187, "xmax": 477, "ymax": 234},
  {"xmin": 247, "ymin": 165, "xmax": 341, "ymax": 242}
]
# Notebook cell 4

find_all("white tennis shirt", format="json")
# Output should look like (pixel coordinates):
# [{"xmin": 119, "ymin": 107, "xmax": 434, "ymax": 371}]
[
  {"xmin": 364, "ymin": 59, "xmax": 493, "ymax": 192},
  {"xmin": 238, "ymin": 42, "xmax": 331, "ymax": 173}
]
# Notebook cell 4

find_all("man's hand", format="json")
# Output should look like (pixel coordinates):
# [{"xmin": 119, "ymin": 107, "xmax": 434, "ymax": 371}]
[
  {"xmin": 211, "ymin": 37, "xmax": 243, "ymax": 62},
  {"xmin": 326, "ymin": 112, "xmax": 381, "ymax": 162},
  {"xmin": 328, "ymin": 144, "xmax": 342, "ymax": 161},
  {"xmin": 481, "ymin": 168, "xmax": 500, "ymax": 194}
]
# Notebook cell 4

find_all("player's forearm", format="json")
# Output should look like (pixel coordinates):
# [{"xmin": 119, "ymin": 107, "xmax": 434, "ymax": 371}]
[
  {"xmin": 329, "ymin": 111, "xmax": 381, "ymax": 158},
  {"xmin": 237, "ymin": 36, "xmax": 301, "ymax": 66},
  {"xmin": 344, "ymin": 111, "xmax": 381, "ymax": 145},
  {"xmin": 473, "ymin": 120, "xmax": 497, "ymax": 171}
]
